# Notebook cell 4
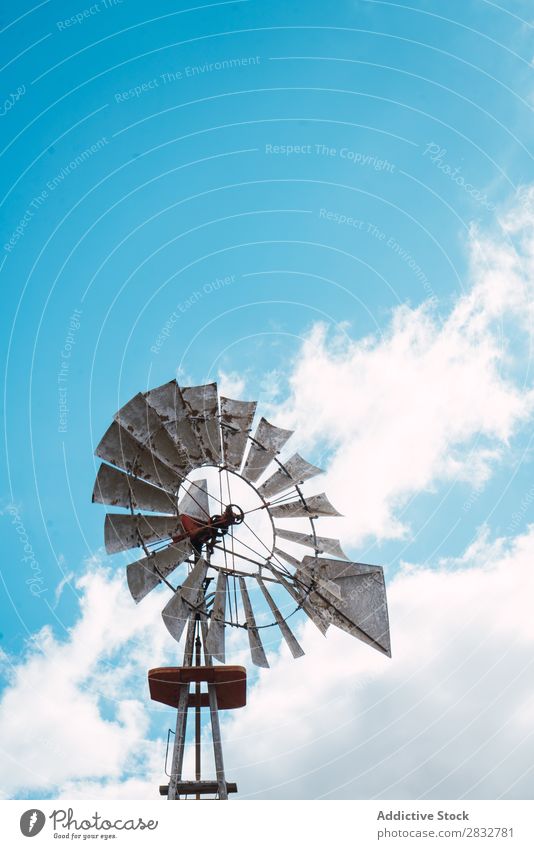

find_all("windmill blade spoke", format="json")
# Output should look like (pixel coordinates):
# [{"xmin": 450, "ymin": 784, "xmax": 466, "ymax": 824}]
[
  {"xmin": 267, "ymin": 564, "xmax": 330, "ymax": 636},
  {"xmin": 161, "ymin": 558, "xmax": 209, "ymax": 643},
  {"xmin": 298, "ymin": 557, "xmax": 391, "ymax": 657},
  {"xmin": 220, "ymin": 397, "xmax": 257, "ymax": 471},
  {"xmin": 205, "ymin": 571, "xmax": 227, "ymax": 663},
  {"xmin": 256, "ymin": 577, "xmax": 305, "ymax": 659},
  {"xmin": 144, "ymin": 380, "xmax": 202, "ymax": 468},
  {"xmin": 241, "ymin": 516, "xmax": 273, "ymax": 559},
  {"xmin": 104, "ymin": 513, "xmax": 184, "ymax": 554},
  {"xmin": 182, "ymin": 383, "xmax": 222, "ymax": 465},
  {"xmin": 257, "ymin": 453, "xmax": 323, "ymax": 499},
  {"xmin": 222, "ymin": 521, "xmax": 275, "ymax": 566},
  {"xmin": 92, "ymin": 463, "xmax": 176, "ymax": 514},
  {"xmin": 178, "ymin": 479, "xmax": 210, "ymax": 521},
  {"xmin": 275, "ymin": 527, "xmax": 349, "ymax": 560},
  {"xmin": 95, "ymin": 420, "xmax": 179, "ymax": 492},
  {"xmin": 238, "ymin": 577, "xmax": 269, "ymax": 668},
  {"xmin": 269, "ymin": 493, "xmax": 342, "ymax": 519},
  {"xmin": 115, "ymin": 392, "xmax": 190, "ymax": 475},
  {"xmin": 126, "ymin": 540, "xmax": 192, "ymax": 603},
  {"xmin": 242, "ymin": 418, "xmax": 293, "ymax": 482},
  {"xmin": 212, "ymin": 544, "xmax": 267, "ymax": 572},
  {"xmin": 265, "ymin": 491, "xmax": 305, "ymax": 508}
]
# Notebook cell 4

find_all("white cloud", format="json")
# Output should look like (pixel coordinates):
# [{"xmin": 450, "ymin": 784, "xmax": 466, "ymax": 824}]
[
  {"xmin": 51, "ymin": 558, "xmax": 75, "ymax": 610},
  {"xmin": 218, "ymin": 195, "xmax": 534, "ymax": 797},
  {"xmin": 268, "ymin": 201, "xmax": 534, "ymax": 546},
  {"xmin": 217, "ymin": 370, "xmax": 246, "ymax": 399},
  {"xmin": 0, "ymin": 557, "xmax": 179, "ymax": 799},
  {"xmin": 4, "ymin": 527, "xmax": 534, "ymax": 801},
  {"xmin": 221, "ymin": 525, "xmax": 534, "ymax": 799}
]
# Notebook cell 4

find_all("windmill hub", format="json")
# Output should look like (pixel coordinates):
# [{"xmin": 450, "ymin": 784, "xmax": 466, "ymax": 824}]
[
  {"xmin": 178, "ymin": 503, "xmax": 245, "ymax": 556},
  {"xmin": 210, "ymin": 503, "xmax": 245, "ymax": 532},
  {"xmin": 176, "ymin": 465, "xmax": 274, "ymax": 572}
]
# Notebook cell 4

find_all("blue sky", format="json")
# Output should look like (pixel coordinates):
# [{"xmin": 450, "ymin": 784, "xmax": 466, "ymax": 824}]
[{"xmin": 1, "ymin": 0, "xmax": 534, "ymax": 800}]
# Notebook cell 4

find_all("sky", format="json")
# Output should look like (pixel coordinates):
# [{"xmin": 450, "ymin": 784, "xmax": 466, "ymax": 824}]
[{"xmin": 1, "ymin": 0, "xmax": 534, "ymax": 801}]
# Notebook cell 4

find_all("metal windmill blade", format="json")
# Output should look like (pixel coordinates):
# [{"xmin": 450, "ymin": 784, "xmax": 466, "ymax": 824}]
[
  {"xmin": 181, "ymin": 383, "xmax": 222, "ymax": 465},
  {"xmin": 238, "ymin": 576, "xmax": 269, "ymax": 668},
  {"xmin": 127, "ymin": 540, "xmax": 192, "ymax": 603},
  {"xmin": 92, "ymin": 377, "xmax": 391, "ymax": 801},
  {"xmin": 257, "ymin": 453, "xmax": 323, "ymax": 499},
  {"xmin": 161, "ymin": 557, "xmax": 210, "ymax": 643},
  {"xmin": 274, "ymin": 527, "xmax": 349, "ymax": 560},
  {"xmin": 269, "ymin": 493, "xmax": 342, "ymax": 519},
  {"xmin": 241, "ymin": 417, "xmax": 293, "ymax": 481},
  {"xmin": 93, "ymin": 463, "xmax": 176, "ymax": 514},
  {"xmin": 144, "ymin": 380, "xmax": 202, "ymax": 469},
  {"xmin": 256, "ymin": 576, "xmax": 305, "ymax": 659},
  {"xmin": 115, "ymin": 392, "xmax": 190, "ymax": 475},
  {"xmin": 95, "ymin": 420, "xmax": 180, "ymax": 492},
  {"xmin": 266, "ymin": 562, "xmax": 330, "ymax": 635},
  {"xmin": 104, "ymin": 513, "xmax": 185, "ymax": 554},
  {"xmin": 295, "ymin": 557, "xmax": 391, "ymax": 657},
  {"xmin": 220, "ymin": 397, "xmax": 256, "ymax": 471},
  {"xmin": 178, "ymin": 479, "xmax": 210, "ymax": 522},
  {"xmin": 205, "ymin": 571, "xmax": 227, "ymax": 663}
]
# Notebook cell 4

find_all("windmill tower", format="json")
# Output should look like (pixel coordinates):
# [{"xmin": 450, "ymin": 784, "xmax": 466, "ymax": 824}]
[{"xmin": 92, "ymin": 380, "xmax": 391, "ymax": 799}]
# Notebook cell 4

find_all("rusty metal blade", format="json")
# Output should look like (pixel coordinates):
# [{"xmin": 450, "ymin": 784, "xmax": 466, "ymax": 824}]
[
  {"xmin": 256, "ymin": 577, "xmax": 304, "ymax": 658},
  {"xmin": 95, "ymin": 420, "xmax": 179, "ymax": 492},
  {"xmin": 238, "ymin": 577, "xmax": 269, "ymax": 668},
  {"xmin": 257, "ymin": 453, "xmax": 323, "ymax": 499},
  {"xmin": 205, "ymin": 571, "xmax": 227, "ymax": 662},
  {"xmin": 162, "ymin": 558, "xmax": 209, "ymax": 642},
  {"xmin": 126, "ymin": 540, "xmax": 192, "ymax": 603},
  {"xmin": 242, "ymin": 418, "xmax": 293, "ymax": 483},
  {"xmin": 275, "ymin": 527, "xmax": 349, "ymax": 560},
  {"xmin": 266, "ymin": 563, "xmax": 330, "ymax": 636},
  {"xmin": 115, "ymin": 392, "xmax": 190, "ymax": 476},
  {"xmin": 182, "ymin": 383, "xmax": 221, "ymax": 465},
  {"xmin": 92, "ymin": 463, "xmax": 176, "ymax": 514},
  {"xmin": 299, "ymin": 556, "xmax": 391, "ymax": 657},
  {"xmin": 178, "ymin": 479, "xmax": 210, "ymax": 522},
  {"xmin": 145, "ymin": 380, "xmax": 202, "ymax": 468},
  {"xmin": 219, "ymin": 397, "xmax": 257, "ymax": 471},
  {"xmin": 269, "ymin": 493, "xmax": 342, "ymax": 519},
  {"xmin": 104, "ymin": 513, "xmax": 184, "ymax": 554}
]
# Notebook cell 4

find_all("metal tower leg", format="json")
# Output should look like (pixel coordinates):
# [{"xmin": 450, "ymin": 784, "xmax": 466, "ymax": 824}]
[
  {"xmin": 200, "ymin": 617, "xmax": 228, "ymax": 800},
  {"xmin": 161, "ymin": 604, "xmax": 239, "ymax": 800},
  {"xmin": 207, "ymin": 682, "xmax": 228, "ymax": 799},
  {"xmin": 194, "ymin": 625, "xmax": 202, "ymax": 800},
  {"xmin": 167, "ymin": 615, "xmax": 196, "ymax": 801}
]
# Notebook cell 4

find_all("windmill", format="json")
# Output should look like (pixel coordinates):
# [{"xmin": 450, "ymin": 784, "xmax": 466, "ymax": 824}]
[{"xmin": 92, "ymin": 380, "xmax": 391, "ymax": 799}]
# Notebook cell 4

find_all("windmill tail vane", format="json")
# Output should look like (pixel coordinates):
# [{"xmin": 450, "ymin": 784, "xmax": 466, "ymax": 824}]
[{"xmin": 92, "ymin": 379, "xmax": 391, "ymax": 800}]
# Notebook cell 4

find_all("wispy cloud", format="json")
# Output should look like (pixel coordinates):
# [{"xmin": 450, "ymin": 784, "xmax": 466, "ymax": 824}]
[
  {"xmin": 221, "ymin": 524, "xmax": 534, "ymax": 799},
  {"xmin": 269, "ymin": 192, "xmax": 534, "ymax": 545},
  {"xmin": 0, "ymin": 556, "xmax": 177, "ymax": 799}
]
